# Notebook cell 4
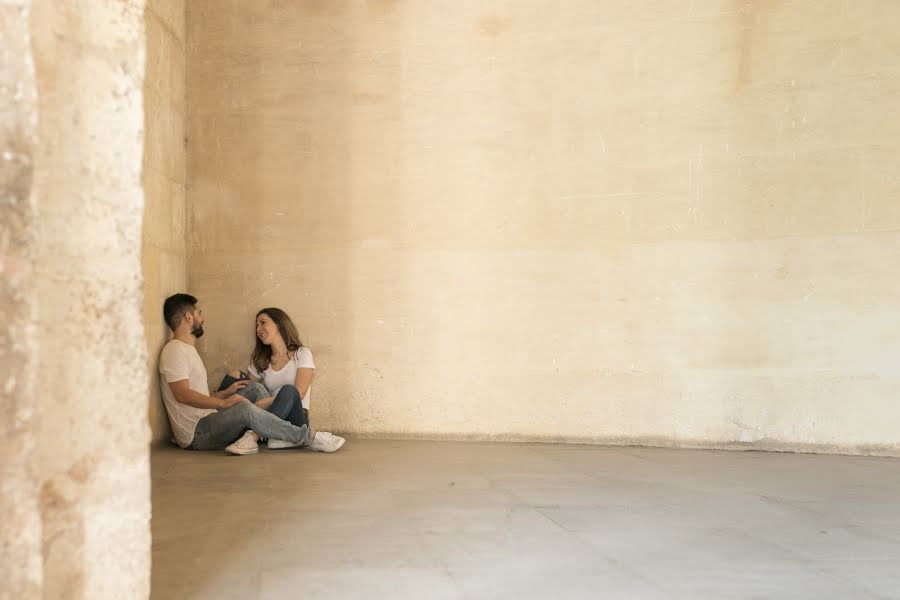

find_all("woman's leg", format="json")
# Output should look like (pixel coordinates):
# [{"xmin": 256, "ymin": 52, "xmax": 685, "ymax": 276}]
[{"xmin": 266, "ymin": 385, "xmax": 309, "ymax": 429}]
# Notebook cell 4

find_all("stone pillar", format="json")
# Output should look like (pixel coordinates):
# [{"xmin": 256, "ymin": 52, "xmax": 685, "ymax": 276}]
[
  {"xmin": 3, "ymin": 0, "xmax": 158, "ymax": 596},
  {"xmin": 0, "ymin": 1, "xmax": 41, "ymax": 597}
]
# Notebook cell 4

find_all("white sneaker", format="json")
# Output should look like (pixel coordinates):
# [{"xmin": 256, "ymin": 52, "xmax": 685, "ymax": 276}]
[
  {"xmin": 309, "ymin": 431, "xmax": 345, "ymax": 453},
  {"xmin": 268, "ymin": 438, "xmax": 300, "ymax": 450},
  {"xmin": 225, "ymin": 431, "xmax": 259, "ymax": 455}
]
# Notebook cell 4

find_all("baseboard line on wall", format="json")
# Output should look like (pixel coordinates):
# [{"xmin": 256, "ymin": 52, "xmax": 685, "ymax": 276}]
[{"xmin": 335, "ymin": 430, "xmax": 900, "ymax": 458}]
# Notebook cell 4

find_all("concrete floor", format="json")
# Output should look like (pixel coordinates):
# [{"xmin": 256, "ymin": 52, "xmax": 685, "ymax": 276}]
[{"xmin": 151, "ymin": 439, "xmax": 900, "ymax": 599}]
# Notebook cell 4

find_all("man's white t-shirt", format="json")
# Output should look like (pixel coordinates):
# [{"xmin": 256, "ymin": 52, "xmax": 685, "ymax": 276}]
[
  {"xmin": 159, "ymin": 339, "xmax": 215, "ymax": 447},
  {"xmin": 248, "ymin": 347, "xmax": 315, "ymax": 410}
]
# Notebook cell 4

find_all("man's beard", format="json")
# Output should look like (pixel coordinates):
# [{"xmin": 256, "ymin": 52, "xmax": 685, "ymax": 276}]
[{"xmin": 191, "ymin": 324, "xmax": 204, "ymax": 339}]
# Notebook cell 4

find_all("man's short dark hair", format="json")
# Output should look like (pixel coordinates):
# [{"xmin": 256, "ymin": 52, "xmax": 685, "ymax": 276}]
[{"xmin": 163, "ymin": 293, "xmax": 198, "ymax": 331}]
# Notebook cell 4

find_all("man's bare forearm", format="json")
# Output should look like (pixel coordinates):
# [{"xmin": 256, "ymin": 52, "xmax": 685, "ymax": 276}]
[{"xmin": 176, "ymin": 387, "xmax": 224, "ymax": 409}]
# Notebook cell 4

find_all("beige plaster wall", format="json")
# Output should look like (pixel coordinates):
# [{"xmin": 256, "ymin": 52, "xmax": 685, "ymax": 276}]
[
  {"xmin": 187, "ymin": 1, "xmax": 900, "ymax": 454},
  {"xmin": 142, "ymin": 0, "xmax": 185, "ymax": 443},
  {"xmin": 30, "ymin": 0, "xmax": 150, "ymax": 597}
]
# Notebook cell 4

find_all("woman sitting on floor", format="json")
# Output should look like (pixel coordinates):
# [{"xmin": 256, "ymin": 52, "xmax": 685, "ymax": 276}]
[{"xmin": 218, "ymin": 307, "xmax": 345, "ymax": 454}]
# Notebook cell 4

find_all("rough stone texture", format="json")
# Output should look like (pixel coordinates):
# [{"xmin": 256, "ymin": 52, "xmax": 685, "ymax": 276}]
[
  {"xmin": 186, "ymin": 2, "xmax": 900, "ymax": 454},
  {"xmin": 0, "ymin": 2, "xmax": 41, "ymax": 597},
  {"xmin": 30, "ymin": 0, "xmax": 150, "ymax": 597},
  {"xmin": 142, "ymin": 0, "xmax": 185, "ymax": 443}
]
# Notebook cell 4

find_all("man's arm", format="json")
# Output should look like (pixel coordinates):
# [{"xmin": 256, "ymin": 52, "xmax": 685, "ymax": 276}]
[
  {"xmin": 168, "ymin": 379, "xmax": 245, "ymax": 410},
  {"xmin": 210, "ymin": 386, "xmax": 246, "ymax": 400}
]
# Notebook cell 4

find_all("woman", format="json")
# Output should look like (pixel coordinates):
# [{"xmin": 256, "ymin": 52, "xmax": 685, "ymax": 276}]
[
  {"xmin": 250, "ymin": 308, "xmax": 315, "ymax": 419},
  {"xmin": 221, "ymin": 307, "xmax": 344, "ymax": 454}
]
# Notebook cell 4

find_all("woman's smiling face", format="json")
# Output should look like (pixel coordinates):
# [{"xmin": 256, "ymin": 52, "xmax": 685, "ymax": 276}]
[{"xmin": 256, "ymin": 313, "xmax": 280, "ymax": 345}]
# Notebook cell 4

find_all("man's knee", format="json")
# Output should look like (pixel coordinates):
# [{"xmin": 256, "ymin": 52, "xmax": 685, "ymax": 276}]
[
  {"xmin": 233, "ymin": 400, "xmax": 253, "ymax": 420},
  {"xmin": 246, "ymin": 382, "xmax": 267, "ymax": 394},
  {"xmin": 239, "ymin": 382, "xmax": 268, "ymax": 401}
]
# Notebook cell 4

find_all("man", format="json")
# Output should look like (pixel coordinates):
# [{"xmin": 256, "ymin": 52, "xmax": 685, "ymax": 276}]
[{"xmin": 159, "ymin": 293, "xmax": 344, "ymax": 455}]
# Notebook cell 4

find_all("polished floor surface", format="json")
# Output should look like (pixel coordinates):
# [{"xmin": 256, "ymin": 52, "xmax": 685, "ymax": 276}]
[{"xmin": 151, "ymin": 439, "xmax": 900, "ymax": 599}]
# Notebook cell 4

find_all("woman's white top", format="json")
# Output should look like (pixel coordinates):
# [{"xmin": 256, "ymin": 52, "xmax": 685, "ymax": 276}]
[{"xmin": 248, "ymin": 347, "xmax": 315, "ymax": 409}]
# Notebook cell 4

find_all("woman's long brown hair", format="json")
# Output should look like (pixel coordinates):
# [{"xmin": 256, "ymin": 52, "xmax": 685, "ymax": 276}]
[{"xmin": 251, "ymin": 307, "xmax": 304, "ymax": 373}]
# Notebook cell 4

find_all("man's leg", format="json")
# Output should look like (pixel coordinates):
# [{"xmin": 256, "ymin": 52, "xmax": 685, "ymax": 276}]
[
  {"xmin": 237, "ymin": 381, "xmax": 270, "ymax": 404},
  {"xmin": 267, "ymin": 385, "xmax": 309, "ymax": 429},
  {"xmin": 217, "ymin": 371, "xmax": 271, "ymax": 405},
  {"xmin": 228, "ymin": 381, "xmax": 274, "ymax": 449},
  {"xmin": 189, "ymin": 401, "xmax": 311, "ymax": 451}
]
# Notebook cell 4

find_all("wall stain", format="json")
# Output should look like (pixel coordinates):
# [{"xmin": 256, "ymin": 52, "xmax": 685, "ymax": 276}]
[
  {"xmin": 479, "ymin": 15, "xmax": 508, "ymax": 37},
  {"xmin": 734, "ymin": 0, "xmax": 779, "ymax": 92}
]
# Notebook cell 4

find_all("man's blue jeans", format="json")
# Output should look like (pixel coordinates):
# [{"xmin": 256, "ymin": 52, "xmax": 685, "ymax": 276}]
[
  {"xmin": 217, "ymin": 372, "xmax": 309, "ymax": 430},
  {"xmin": 186, "ymin": 374, "xmax": 310, "ymax": 451}
]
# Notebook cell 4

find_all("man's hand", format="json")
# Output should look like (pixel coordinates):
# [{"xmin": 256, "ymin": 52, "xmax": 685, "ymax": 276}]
[
  {"xmin": 219, "ymin": 395, "xmax": 248, "ymax": 410},
  {"xmin": 222, "ymin": 379, "xmax": 250, "ymax": 395}
]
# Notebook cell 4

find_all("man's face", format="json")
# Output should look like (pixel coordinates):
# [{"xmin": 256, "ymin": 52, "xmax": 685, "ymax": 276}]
[{"xmin": 189, "ymin": 305, "xmax": 205, "ymax": 339}]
